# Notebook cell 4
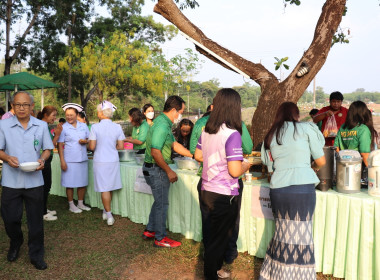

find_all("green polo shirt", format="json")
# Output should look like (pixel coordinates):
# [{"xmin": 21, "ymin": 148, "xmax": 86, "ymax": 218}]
[
  {"xmin": 144, "ymin": 113, "xmax": 175, "ymax": 164},
  {"xmin": 334, "ymin": 124, "xmax": 372, "ymax": 153},
  {"xmin": 189, "ymin": 115, "xmax": 254, "ymax": 176},
  {"xmin": 189, "ymin": 116, "xmax": 209, "ymax": 154},
  {"xmin": 189, "ymin": 115, "xmax": 253, "ymax": 155},
  {"xmin": 132, "ymin": 120, "xmax": 150, "ymax": 150},
  {"xmin": 41, "ymin": 128, "xmax": 54, "ymax": 157}
]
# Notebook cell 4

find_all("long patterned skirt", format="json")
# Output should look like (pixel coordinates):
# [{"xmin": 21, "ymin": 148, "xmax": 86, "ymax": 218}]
[{"xmin": 259, "ymin": 184, "xmax": 316, "ymax": 280}]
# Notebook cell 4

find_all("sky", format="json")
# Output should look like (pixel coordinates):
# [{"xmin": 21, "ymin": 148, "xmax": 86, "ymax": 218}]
[
  {"xmin": 139, "ymin": 0, "xmax": 380, "ymax": 94},
  {"xmin": 2, "ymin": 1, "xmax": 379, "ymax": 95}
]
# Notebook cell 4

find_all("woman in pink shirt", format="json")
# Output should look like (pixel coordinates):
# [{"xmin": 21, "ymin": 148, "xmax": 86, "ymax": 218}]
[{"xmin": 194, "ymin": 88, "xmax": 251, "ymax": 280}]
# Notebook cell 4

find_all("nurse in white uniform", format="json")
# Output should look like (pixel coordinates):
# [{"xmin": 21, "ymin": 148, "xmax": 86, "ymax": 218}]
[
  {"xmin": 88, "ymin": 101, "xmax": 125, "ymax": 226},
  {"xmin": 58, "ymin": 103, "xmax": 91, "ymax": 213}
]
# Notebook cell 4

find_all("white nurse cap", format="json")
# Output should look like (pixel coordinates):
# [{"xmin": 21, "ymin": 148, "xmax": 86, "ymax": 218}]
[
  {"xmin": 101, "ymin": 100, "xmax": 117, "ymax": 112},
  {"xmin": 61, "ymin": 103, "xmax": 84, "ymax": 112}
]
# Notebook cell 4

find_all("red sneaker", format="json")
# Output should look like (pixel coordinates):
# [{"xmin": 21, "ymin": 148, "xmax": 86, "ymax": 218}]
[
  {"xmin": 154, "ymin": 237, "xmax": 181, "ymax": 248},
  {"xmin": 142, "ymin": 230, "xmax": 155, "ymax": 240}
]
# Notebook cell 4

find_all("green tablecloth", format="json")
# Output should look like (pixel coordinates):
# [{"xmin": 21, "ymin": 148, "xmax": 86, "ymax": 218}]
[{"xmin": 50, "ymin": 154, "xmax": 379, "ymax": 280}]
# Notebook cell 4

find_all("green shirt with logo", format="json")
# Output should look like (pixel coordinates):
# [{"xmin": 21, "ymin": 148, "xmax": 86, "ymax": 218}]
[
  {"xmin": 132, "ymin": 120, "xmax": 150, "ymax": 150},
  {"xmin": 334, "ymin": 124, "xmax": 371, "ymax": 153},
  {"xmin": 189, "ymin": 115, "xmax": 253, "ymax": 176},
  {"xmin": 189, "ymin": 115, "xmax": 253, "ymax": 155},
  {"xmin": 144, "ymin": 113, "xmax": 175, "ymax": 164}
]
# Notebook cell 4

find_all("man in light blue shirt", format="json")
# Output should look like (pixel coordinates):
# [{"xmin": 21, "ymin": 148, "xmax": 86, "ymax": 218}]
[{"xmin": 0, "ymin": 91, "xmax": 54, "ymax": 270}]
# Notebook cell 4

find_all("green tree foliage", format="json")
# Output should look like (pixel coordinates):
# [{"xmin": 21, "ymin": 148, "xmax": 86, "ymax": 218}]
[
  {"xmin": 26, "ymin": 0, "xmax": 177, "ymax": 105},
  {"xmin": 152, "ymin": 48, "xmax": 202, "ymax": 96},
  {"xmin": 298, "ymin": 86, "xmax": 328, "ymax": 104},
  {"xmin": 58, "ymin": 31, "xmax": 165, "ymax": 113},
  {"xmin": 233, "ymin": 83, "xmax": 261, "ymax": 108},
  {"xmin": 343, "ymin": 89, "xmax": 380, "ymax": 103},
  {"xmin": 1, "ymin": 0, "xmax": 53, "ymax": 75},
  {"xmin": 92, "ymin": 0, "xmax": 177, "ymax": 43}
]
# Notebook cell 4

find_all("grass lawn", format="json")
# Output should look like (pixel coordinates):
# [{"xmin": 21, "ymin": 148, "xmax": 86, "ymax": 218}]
[{"xmin": 0, "ymin": 193, "xmax": 343, "ymax": 279}]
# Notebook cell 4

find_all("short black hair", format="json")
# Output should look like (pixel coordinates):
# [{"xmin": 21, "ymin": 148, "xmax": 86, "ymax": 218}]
[
  {"xmin": 309, "ymin": 108, "xmax": 319, "ymax": 116},
  {"xmin": 129, "ymin": 108, "xmax": 144, "ymax": 126},
  {"xmin": 142, "ymin": 103, "xmax": 154, "ymax": 113},
  {"xmin": 163, "ymin": 96, "xmax": 185, "ymax": 112},
  {"xmin": 330, "ymin": 91, "xmax": 343, "ymax": 101}
]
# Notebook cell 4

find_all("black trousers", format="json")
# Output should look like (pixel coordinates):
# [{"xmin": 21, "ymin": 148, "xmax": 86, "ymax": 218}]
[
  {"xmin": 1, "ymin": 186, "xmax": 45, "ymax": 261},
  {"xmin": 197, "ymin": 178, "xmax": 243, "ymax": 263},
  {"xmin": 41, "ymin": 154, "xmax": 53, "ymax": 215},
  {"xmin": 200, "ymin": 189, "xmax": 239, "ymax": 280}
]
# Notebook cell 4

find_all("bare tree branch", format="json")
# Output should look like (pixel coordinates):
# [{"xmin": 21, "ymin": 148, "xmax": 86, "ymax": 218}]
[
  {"xmin": 155, "ymin": 0, "xmax": 346, "ymax": 147},
  {"xmin": 282, "ymin": 0, "xmax": 346, "ymax": 100},
  {"xmin": 10, "ymin": 5, "xmax": 42, "ymax": 61},
  {"xmin": 154, "ymin": 0, "xmax": 278, "ymax": 89}
]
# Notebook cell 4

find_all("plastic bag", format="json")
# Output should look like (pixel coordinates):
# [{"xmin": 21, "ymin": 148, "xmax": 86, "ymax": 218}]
[{"xmin": 323, "ymin": 115, "xmax": 338, "ymax": 137}]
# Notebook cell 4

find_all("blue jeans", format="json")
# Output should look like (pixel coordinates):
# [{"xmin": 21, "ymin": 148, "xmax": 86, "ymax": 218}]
[{"xmin": 142, "ymin": 165, "xmax": 170, "ymax": 241}]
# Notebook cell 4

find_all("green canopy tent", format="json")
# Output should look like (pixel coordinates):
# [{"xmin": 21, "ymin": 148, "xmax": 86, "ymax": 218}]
[{"xmin": 0, "ymin": 72, "xmax": 60, "ymax": 111}]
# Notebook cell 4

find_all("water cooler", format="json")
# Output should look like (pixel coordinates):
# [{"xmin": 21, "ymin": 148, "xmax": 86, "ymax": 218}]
[
  {"xmin": 368, "ymin": 150, "xmax": 380, "ymax": 197},
  {"xmin": 336, "ymin": 150, "xmax": 362, "ymax": 193}
]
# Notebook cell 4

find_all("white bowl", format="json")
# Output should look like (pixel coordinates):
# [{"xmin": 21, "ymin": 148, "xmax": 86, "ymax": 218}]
[{"xmin": 19, "ymin": 162, "xmax": 40, "ymax": 172}]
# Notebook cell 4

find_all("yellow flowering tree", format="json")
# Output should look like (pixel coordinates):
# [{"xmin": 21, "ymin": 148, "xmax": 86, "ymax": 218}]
[{"xmin": 58, "ymin": 31, "xmax": 165, "ymax": 111}]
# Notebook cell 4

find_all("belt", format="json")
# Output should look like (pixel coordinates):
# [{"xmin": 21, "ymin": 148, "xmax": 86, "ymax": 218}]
[{"xmin": 143, "ymin": 162, "xmax": 158, "ymax": 168}]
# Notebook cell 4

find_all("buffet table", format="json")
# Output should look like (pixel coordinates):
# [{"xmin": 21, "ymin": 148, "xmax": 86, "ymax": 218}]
[{"xmin": 50, "ymin": 154, "xmax": 379, "ymax": 280}]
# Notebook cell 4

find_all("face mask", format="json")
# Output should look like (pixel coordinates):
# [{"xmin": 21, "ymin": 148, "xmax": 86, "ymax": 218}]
[{"xmin": 146, "ymin": 112, "xmax": 154, "ymax": 120}]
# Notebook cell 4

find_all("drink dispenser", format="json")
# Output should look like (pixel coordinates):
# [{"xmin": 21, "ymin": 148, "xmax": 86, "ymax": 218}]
[
  {"xmin": 368, "ymin": 150, "xmax": 380, "ymax": 197},
  {"xmin": 336, "ymin": 150, "xmax": 362, "ymax": 193}
]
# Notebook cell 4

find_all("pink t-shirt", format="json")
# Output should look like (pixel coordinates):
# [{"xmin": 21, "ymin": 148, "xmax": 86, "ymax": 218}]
[
  {"xmin": 1, "ymin": 111, "xmax": 14, "ymax": 120},
  {"xmin": 197, "ymin": 124, "xmax": 243, "ymax": 196}
]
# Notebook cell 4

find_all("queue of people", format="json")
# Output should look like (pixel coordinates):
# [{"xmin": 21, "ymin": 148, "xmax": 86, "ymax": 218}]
[{"xmin": 0, "ymin": 88, "xmax": 378, "ymax": 280}]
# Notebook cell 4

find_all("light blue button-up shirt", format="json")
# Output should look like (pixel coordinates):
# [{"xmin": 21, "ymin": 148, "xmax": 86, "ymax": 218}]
[
  {"xmin": 58, "ymin": 121, "xmax": 89, "ymax": 162},
  {"xmin": 261, "ymin": 122, "xmax": 325, "ymax": 189},
  {"xmin": 0, "ymin": 116, "xmax": 54, "ymax": 189}
]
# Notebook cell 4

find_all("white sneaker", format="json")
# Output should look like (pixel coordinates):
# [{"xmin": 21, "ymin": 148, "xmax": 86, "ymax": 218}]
[
  {"xmin": 47, "ymin": 209, "xmax": 57, "ymax": 216},
  {"xmin": 69, "ymin": 206, "xmax": 82, "ymax": 214},
  {"xmin": 102, "ymin": 213, "xmax": 107, "ymax": 220},
  {"xmin": 107, "ymin": 217, "xmax": 115, "ymax": 226},
  {"xmin": 217, "ymin": 269, "xmax": 231, "ymax": 279},
  {"xmin": 77, "ymin": 204, "xmax": 91, "ymax": 211},
  {"xmin": 43, "ymin": 213, "xmax": 58, "ymax": 221}
]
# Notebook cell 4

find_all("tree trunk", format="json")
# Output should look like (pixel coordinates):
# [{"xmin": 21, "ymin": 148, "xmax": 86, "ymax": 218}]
[
  {"xmin": 154, "ymin": 0, "xmax": 346, "ymax": 148},
  {"xmin": 80, "ymin": 85, "xmax": 98, "ymax": 111},
  {"xmin": 3, "ymin": 1, "xmax": 41, "ymax": 76}
]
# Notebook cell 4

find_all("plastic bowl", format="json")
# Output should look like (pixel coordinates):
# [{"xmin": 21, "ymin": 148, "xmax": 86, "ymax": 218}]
[
  {"xmin": 246, "ymin": 156, "xmax": 262, "ymax": 165},
  {"xmin": 135, "ymin": 155, "xmax": 145, "ymax": 165},
  {"xmin": 118, "ymin": 150, "xmax": 136, "ymax": 162},
  {"xmin": 173, "ymin": 157, "xmax": 199, "ymax": 170},
  {"xmin": 19, "ymin": 162, "xmax": 40, "ymax": 172}
]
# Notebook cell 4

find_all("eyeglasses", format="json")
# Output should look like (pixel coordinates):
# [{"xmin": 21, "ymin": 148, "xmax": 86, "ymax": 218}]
[{"xmin": 13, "ymin": 103, "xmax": 31, "ymax": 109}]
